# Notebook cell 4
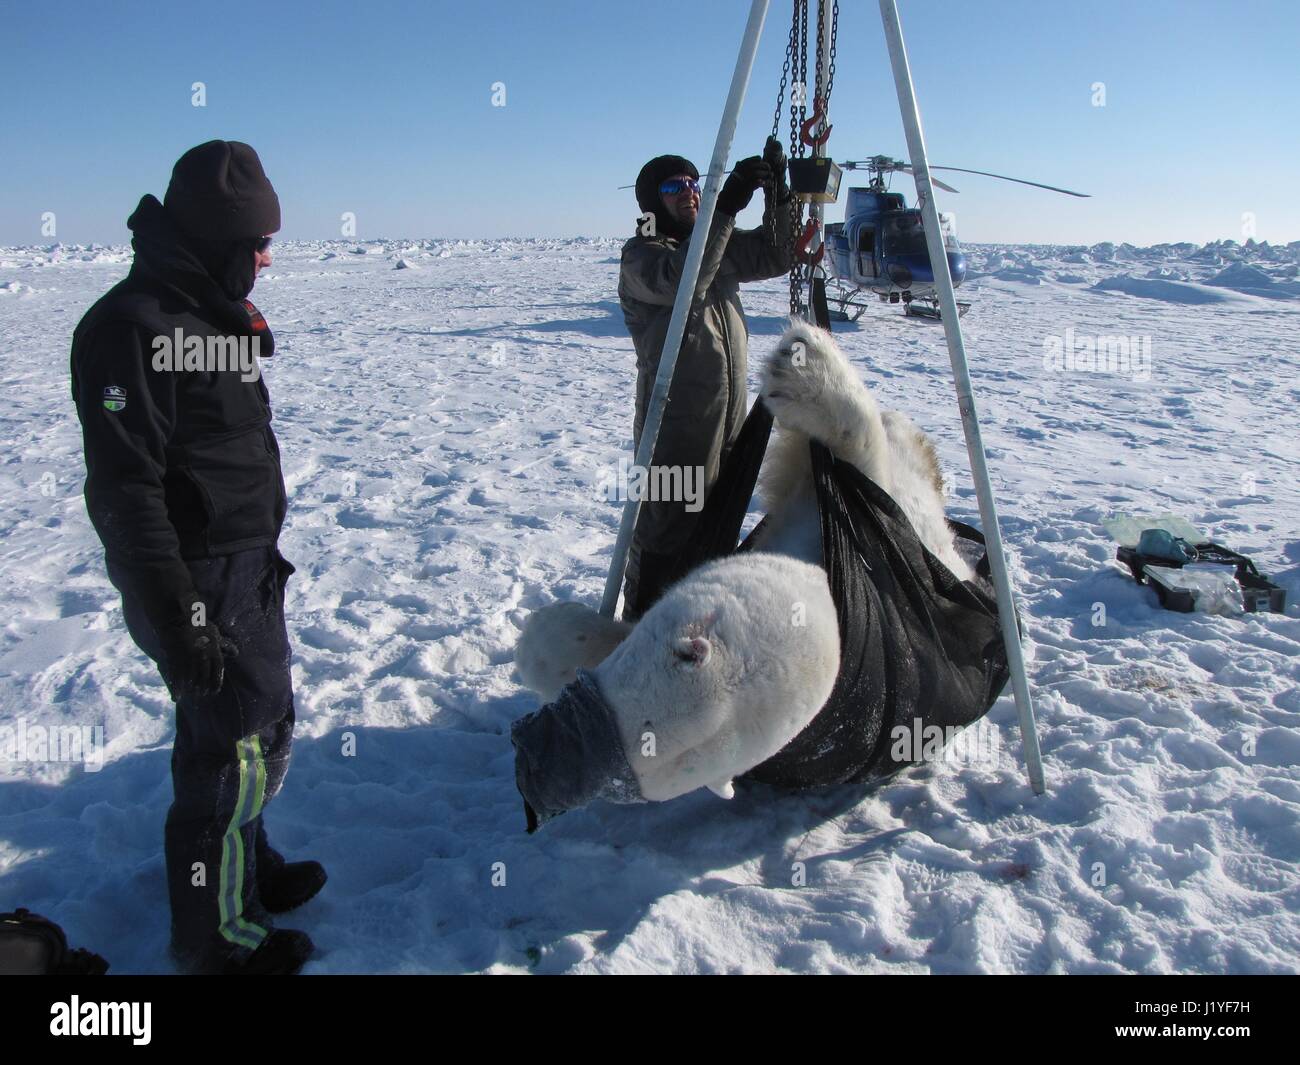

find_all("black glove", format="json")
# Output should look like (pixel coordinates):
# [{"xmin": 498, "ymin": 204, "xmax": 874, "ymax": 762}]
[
  {"xmin": 158, "ymin": 604, "xmax": 234, "ymax": 697},
  {"xmin": 717, "ymin": 156, "xmax": 773, "ymax": 216},
  {"xmin": 763, "ymin": 136, "xmax": 790, "ymax": 203}
]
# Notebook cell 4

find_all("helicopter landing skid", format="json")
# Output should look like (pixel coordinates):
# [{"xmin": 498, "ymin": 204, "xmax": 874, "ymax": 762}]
[
  {"xmin": 904, "ymin": 298, "xmax": 971, "ymax": 321},
  {"xmin": 827, "ymin": 304, "xmax": 867, "ymax": 323},
  {"xmin": 821, "ymin": 284, "xmax": 870, "ymax": 323}
]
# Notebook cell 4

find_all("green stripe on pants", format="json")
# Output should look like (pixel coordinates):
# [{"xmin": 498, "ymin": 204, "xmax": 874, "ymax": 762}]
[{"xmin": 218, "ymin": 736, "xmax": 269, "ymax": 950}]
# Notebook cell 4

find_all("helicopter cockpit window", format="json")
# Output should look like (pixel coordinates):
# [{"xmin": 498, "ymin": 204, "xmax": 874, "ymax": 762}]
[
  {"xmin": 939, "ymin": 213, "xmax": 960, "ymax": 250},
  {"xmin": 856, "ymin": 228, "xmax": 876, "ymax": 276},
  {"xmin": 882, "ymin": 215, "xmax": 928, "ymax": 258}
]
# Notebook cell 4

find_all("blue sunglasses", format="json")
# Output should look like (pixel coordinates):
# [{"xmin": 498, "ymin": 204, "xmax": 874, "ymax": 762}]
[{"xmin": 659, "ymin": 177, "xmax": 700, "ymax": 197}]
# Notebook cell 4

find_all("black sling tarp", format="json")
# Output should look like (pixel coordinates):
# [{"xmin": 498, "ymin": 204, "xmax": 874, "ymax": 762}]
[{"xmin": 650, "ymin": 398, "xmax": 1011, "ymax": 789}]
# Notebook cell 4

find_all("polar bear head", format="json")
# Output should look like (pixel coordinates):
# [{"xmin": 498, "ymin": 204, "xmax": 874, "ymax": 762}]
[{"xmin": 593, "ymin": 551, "xmax": 841, "ymax": 802}]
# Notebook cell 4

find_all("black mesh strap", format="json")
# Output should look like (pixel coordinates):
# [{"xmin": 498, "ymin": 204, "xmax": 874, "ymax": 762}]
[
  {"xmin": 641, "ymin": 400, "xmax": 776, "ymax": 613},
  {"xmin": 811, "ymin": 276, "xmax": 832, "ymax": 330}
]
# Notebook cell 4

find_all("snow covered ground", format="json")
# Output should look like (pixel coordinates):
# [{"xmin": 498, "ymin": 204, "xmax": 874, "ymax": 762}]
[{"xmin": 1, "ymin": 234, "xmax": 1298, "ymax": 974}]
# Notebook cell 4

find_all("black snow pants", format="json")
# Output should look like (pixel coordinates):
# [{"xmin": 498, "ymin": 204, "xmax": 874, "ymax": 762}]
[{"xmin": 107, "ymin": 545, "xmax": 297, "ymax": 966}]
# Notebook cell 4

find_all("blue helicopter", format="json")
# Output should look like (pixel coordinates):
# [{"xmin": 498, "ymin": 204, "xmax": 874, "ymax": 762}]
[{"xmin": 822, "ymin": 155, "xmax": 1089, "ymax": 320}]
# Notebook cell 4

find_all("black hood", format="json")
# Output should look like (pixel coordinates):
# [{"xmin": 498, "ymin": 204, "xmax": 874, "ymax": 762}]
[
  {"xmin": 126, "ymin": 194, "xmax": 273, "ymax": 352},
  {"xmin": 128, "ymin": 194, "xmax": 261, "ymax": 305},
  {"xmin": 634, "ymin": 154, "xmax": 699, "ymax": 242}
]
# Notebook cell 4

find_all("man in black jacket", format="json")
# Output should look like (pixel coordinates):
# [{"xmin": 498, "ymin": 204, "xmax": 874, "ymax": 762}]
[{"xmin": 70, "ymin": 141, "xmax": 324, "ymax": 975}]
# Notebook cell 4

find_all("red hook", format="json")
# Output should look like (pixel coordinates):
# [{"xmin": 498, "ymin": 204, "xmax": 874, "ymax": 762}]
[
  {"xmin": 799, "ymin": 96, "xmax": 833, "ymax": 147},
  {"xmin": 795, "ymin": 218, "xmax": 824, "ymax": 264}
]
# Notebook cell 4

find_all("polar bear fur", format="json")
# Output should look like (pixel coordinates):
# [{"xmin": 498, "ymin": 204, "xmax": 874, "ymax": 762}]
[
  {"xmin": 515, "ymin": 602, "xmax": 633, "ymax": 704},
  {"xmin": 514, "ymin": 321, "xmax": 969, "ymax": 802},
  {"xmin": 596, "ymin": 552, "xmax": 839, "ymax": 801},
  {"xmin": 754, "ymin": 321, "xmax": 974, "ymax": 582}
]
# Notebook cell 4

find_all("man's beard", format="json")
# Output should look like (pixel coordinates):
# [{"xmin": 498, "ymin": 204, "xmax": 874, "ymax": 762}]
[{"xmin": 660, "ymin": 203, "xmax": 697, "ymax": 241}]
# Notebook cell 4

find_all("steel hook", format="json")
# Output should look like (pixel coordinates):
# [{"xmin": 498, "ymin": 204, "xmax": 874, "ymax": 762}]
[{"xmin": 799, "ymin": 96, "xmax": 833, "ymax": 147}]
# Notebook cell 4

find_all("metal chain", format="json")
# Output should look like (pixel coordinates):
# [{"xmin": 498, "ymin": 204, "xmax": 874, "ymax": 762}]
[
  {"xmin": 768, "ymin": 9, "xmax": 799, "ymax": 250},
  {"xmin": 788, "ymin": 0, "xmax": 809, "ymax": 316},
  {"xmin": 790, "ymin": 0, "xmax": 800, "ymax": 154},
  {"xmin": 771, "ymin": 14, "xmax": 794, "ymax": 141},
  {"xmin": 814, "ymin": 0, "xmax": 825, "ymax": 137},
  {"xmin": 785, "ymin": 0, "xmax": 838, "ymax": 319},
  {"xmin": 811, "ymin": 0, "xmax": 837, "ymax": 143},
  {"xmin": 826, "ymin": 0, "xmax": 838, "ymax": 105}
]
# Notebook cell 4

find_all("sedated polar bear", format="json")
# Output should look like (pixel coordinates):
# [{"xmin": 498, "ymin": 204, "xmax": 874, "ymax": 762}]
[{"xmin": 512, "ymin": 320, "xmax": 972, "ymax": 819}]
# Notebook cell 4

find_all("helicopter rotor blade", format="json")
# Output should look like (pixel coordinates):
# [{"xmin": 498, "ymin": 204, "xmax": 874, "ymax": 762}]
[
  {"xmin": 928, "ymin": 165, "xmax": 1090, "ymax": 197},
  {"xmin": 839, "ymin": 159, "xmax": 1088, "ymax": 197},
  {"xmin": 896, "ymin": 165, "xmax": 960, "ymax": 194}
]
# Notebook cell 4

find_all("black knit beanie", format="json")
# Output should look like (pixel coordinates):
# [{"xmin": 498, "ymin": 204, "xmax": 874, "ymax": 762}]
[
  {"xmin": 164, "ymin": 140, "xmax": 280, "ymax": 241},
  {"xmin": 635, "ymin": 154, "xmax": 699, "ymax": 240}
]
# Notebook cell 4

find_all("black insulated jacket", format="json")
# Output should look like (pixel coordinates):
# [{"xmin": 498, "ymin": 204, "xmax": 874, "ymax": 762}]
[{"xmin": 70, "ymin": 195, "xmax": 286, "ymax": 629}]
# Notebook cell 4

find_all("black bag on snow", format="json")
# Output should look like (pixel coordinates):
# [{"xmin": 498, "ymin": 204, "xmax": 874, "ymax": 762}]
[
  {"xmin": 649, "ymin": 399, "xmax": 1012, "ymax": 789},
  {"xmin": 0, "ymin": 908, "xmax": 109, "ymax": 975}
]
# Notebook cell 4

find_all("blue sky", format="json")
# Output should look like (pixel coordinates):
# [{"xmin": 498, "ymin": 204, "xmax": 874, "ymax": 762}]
[{"xmin": 2, "ymin": 0, "xmax": 1297, "ymax": 247}]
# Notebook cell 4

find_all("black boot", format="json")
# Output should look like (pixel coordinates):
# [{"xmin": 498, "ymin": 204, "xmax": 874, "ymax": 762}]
[
  {"xmin": 259, "ymin": 860, "xmax": 328, "ymax": 914},
  {"xmin": 255, "ymin": 820, "xmax": 327, "ymax": 914},
  {"xmin": 173, "ymin": 928, "xmax": 315, "ymax": 975},
  {"xmin": 224, "ymin": 929, "xmax": 314, "ymax": 975}
]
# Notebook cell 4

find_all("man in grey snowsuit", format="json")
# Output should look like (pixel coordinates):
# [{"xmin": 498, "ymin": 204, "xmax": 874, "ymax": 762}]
[{"xmin": 618, "ymin": 138, "xmax": 793, "ymax": 618}]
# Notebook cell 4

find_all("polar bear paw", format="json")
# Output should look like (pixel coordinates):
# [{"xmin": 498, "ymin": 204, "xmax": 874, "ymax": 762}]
[
  {"xmin": 515, "ymin": 601, "xmax": 632, "ymax": 704},
  {"xmin": 760, "ymin": 321, "xmax": 868, "ymax": 446},
  {"xmin": 761, "ymin": 321, "xmax": 894, "ymax": 489}
]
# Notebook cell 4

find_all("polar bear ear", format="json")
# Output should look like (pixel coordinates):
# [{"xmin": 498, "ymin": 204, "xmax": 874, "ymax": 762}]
[{"xmin": 672, "ymin": 635, "xmax": 712, "ymax": 667}]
